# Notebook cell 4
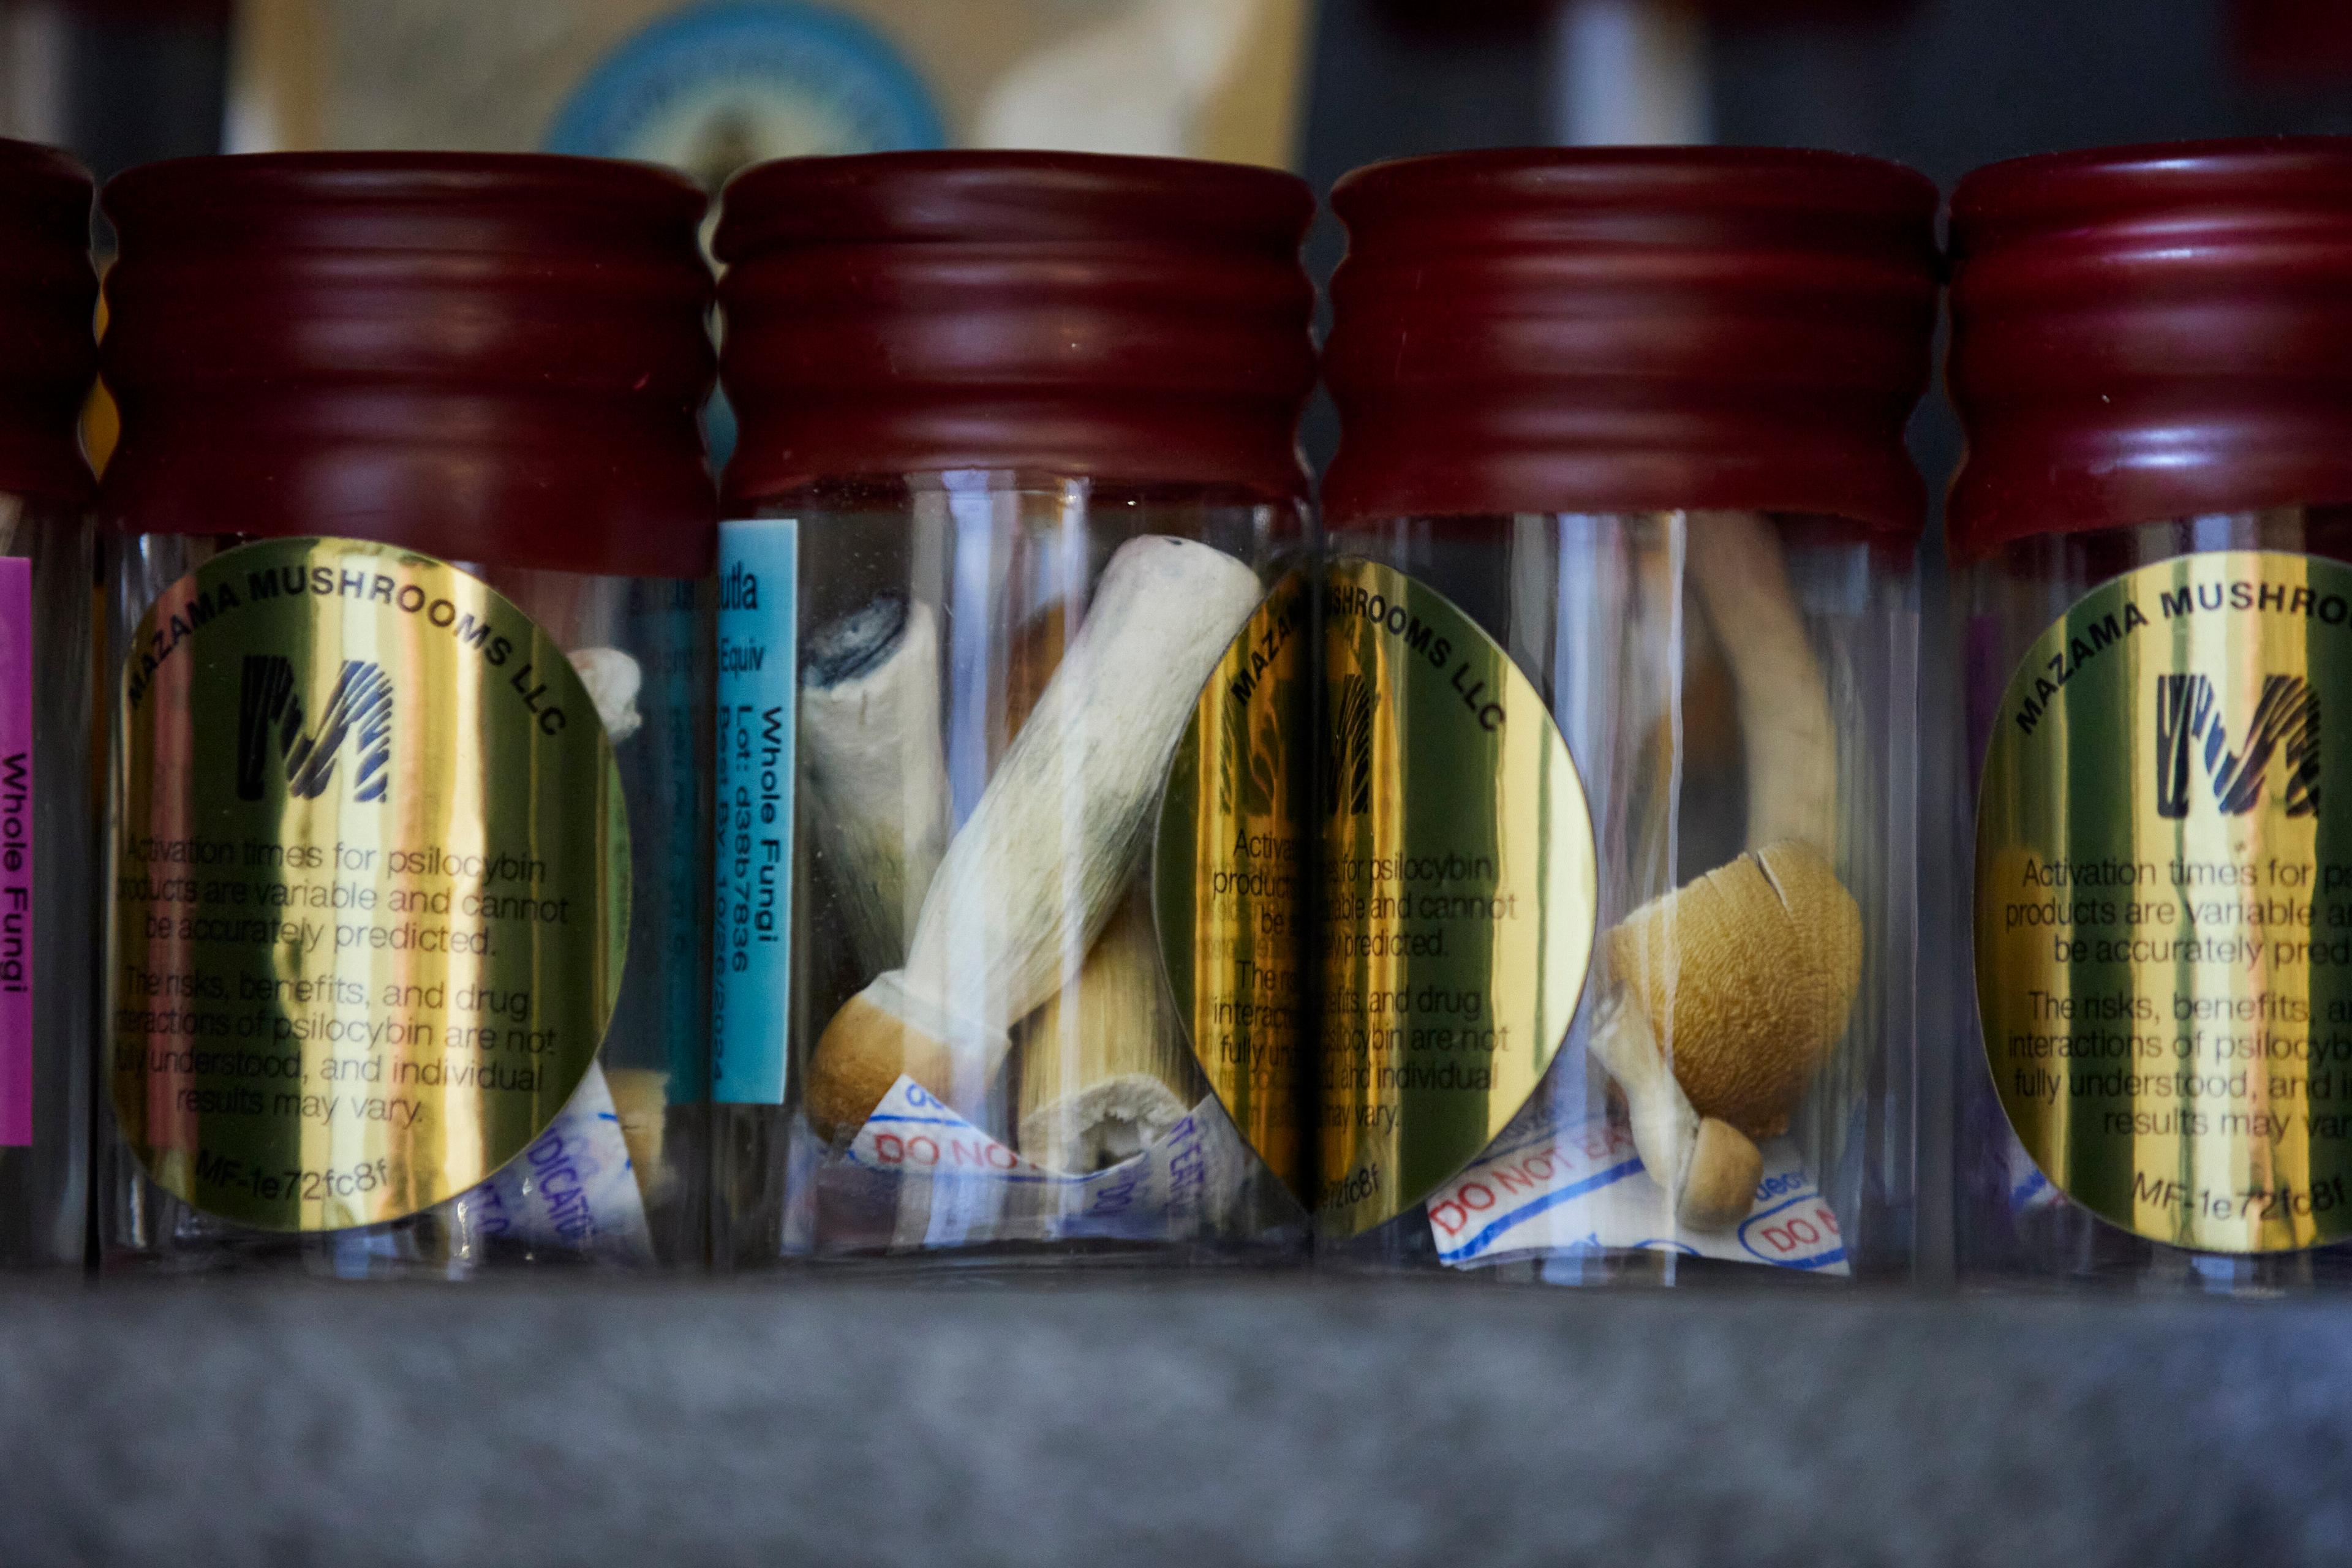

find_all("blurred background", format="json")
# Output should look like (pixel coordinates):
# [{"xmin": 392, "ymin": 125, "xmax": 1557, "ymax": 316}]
[{"xmin": 7, "ymin": 0, "xmax": 2352, "ymax": 1281}]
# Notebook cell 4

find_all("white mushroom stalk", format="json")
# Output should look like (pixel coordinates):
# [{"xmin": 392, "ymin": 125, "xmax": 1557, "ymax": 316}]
[
  {"xmin": 807, "ymin": 535, "xmax": 1263, "ymax": 1136},
  {"xmin": 1016, "ymin": 899, "xmax": 1199, "ymax": 1171}
]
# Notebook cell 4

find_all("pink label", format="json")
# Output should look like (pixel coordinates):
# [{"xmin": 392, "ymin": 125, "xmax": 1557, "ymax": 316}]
[{"xmin": 0, "ymin": 557, "xmax": 28, "ymax": 1146}]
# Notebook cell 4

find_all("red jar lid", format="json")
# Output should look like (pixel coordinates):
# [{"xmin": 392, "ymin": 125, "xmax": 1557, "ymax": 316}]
[
  {"xmin": 1323, "ymin": 147, "xmax": 1940, "ymax": 533},
  {"xmin": 100, "ymin": 154, "xmax": 716, "ymax": 577},
  {"xmin": 1949, "ymin": 137, "xmax": 2352, "ymax": 561},
  {"xmin": 714, "ymin": 151, "xmax": 1318, "ymax": 510},
  {"xmin": 0, "ymin": 138, "xmax": 96, "ymax": 508}
]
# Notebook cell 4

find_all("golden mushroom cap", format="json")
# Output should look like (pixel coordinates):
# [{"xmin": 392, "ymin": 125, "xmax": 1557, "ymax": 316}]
[{"xmin": 1605, "ymin": 840, "xmax": 1863, "ymax": 1140}]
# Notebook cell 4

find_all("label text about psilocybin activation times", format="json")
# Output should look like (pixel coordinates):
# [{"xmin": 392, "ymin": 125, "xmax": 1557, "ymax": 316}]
[{"xmin": 1979, "ymin": 551, "xmax": 2352, "ymax": 1253}]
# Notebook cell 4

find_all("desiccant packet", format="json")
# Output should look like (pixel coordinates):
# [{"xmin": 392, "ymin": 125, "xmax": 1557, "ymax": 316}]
[
  {"xmin": 1428, "ymin": 1099, "xmax": 1849, "ymax": 1275},
  {"xmin": 845, "ymin": 1076, "xmax": 1250, "ymax": 1250},
  {"xmin": 452, "ymin": 1061, "xmax": 654, "ymax": 1265}
]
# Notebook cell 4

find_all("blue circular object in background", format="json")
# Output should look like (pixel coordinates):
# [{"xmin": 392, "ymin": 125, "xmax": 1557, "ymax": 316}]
[
  {"xmin": 548, "ymin": 4, "xmax": 946, "ymax": 472},
  {"xmin": 548, "ymin": 1, "xmax": 946, "ymax": 174}
]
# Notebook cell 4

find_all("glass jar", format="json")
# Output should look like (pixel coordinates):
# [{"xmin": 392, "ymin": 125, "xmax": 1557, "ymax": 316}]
[
  {"xmin": 1317, "ymin": 148, "xmax": 1938, "ymax": 1283},
  {"xmin": 0, "ymin": 140, "xmax": 97, "ymax": 1272},
  {"xmin": 712, "ymin": 152, "xmax": 1318, "ymax": 1267},
  {"xmin": 96, "ymin": 154, "xmax": 717, "ymax": 1275},
  {"xmin": 1952, "ymin": 139, "xmax": 2352, "ymax": 1292}
]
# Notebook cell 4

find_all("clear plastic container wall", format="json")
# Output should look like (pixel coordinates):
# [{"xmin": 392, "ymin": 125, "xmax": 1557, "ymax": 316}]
[
  {"xmin": 1321, "ymin": 509, "xmax": 1917, "ymax": 1284},
  {"xmin": 717, "ymin": 473, "xmax": 1313, "ymax": 1266},
  {"xmin": 1959, "ymin": 510, "xmax": 2352, "ymax": 1291},
  {"xmin": 101, "ymin": 533, "xmax": 711, "ymax": 1275}
]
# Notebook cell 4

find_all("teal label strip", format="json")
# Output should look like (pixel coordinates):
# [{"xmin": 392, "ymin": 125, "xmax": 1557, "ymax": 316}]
[{"xmin": 712, "ymin": 518, "xmax": 796, "ymax": 1105}]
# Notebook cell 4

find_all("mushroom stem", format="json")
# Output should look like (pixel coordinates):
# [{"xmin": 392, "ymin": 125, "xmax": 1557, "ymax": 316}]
[
  {"xmin": 1016, "ymin": 900, "xmax": 1197, "ymax": 1172},
  {"xmin": 807, "ymin": 536, "xmax": 1263, "ymax": 1136},
  {"xmin": 1581, "ymin": 512, "xmax": 1854, "ymax": 1227},
  {"xmin": 1585, "ymin": 995, "xmax": 1761, "ymax": 1231},
  {"xmin": 1686, "ymin": 510, "xmax": 1839, "ymax": 856},
  {"xmin": 603, "ymin": 1067, "xmax": 670, "ymax": 1201}
]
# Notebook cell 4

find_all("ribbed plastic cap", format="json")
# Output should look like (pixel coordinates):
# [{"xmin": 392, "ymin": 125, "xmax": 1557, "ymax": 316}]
[
  {"xmin": 1949, "ymin": 137, "xmax": 2352, "ymax": 560},
  {"xmin": 1324, "ymin": 147, "xmax": 1941, "ymax": 533},
  {"xmin": 715, "ymin": 151, "xmax": 1318, "ymax": 510},
  {"xmin": 0, "ymin": 138, "xmax": 95, "ymax": 508},
  {"xmin": 100, "ymin": 154, "xmax": 716, "ymax": 576}
]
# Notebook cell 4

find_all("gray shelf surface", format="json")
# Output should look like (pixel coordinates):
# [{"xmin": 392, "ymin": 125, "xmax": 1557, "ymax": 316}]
[{"xmin": 1, "ymin": 1276, "xmax": 2346, "ymax": 1566}]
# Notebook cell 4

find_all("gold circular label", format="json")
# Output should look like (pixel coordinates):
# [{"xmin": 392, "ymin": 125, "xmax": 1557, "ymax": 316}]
[
  {"xmin": 1317, "ymin": 560, "xmax": 1596, "ymax": 1237},
  {"xmin": 1978, "ymin": 551, "xmax": 2352, "ymax": 1253},
  {"xmin": 1156, "ymin": 569, "xmax": 1313, "ymax": 1205},
  {"xmin": 1159, "ymin": 559, "xmax": 1598, "ymax": 1238},
  {"xmin": 111, "ymin": 538, "xmax": 628, "ymax": 1232}
]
